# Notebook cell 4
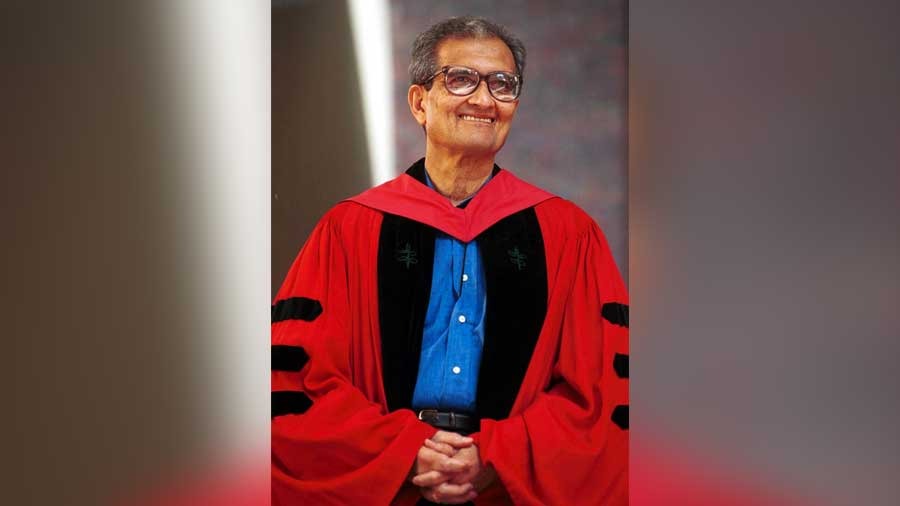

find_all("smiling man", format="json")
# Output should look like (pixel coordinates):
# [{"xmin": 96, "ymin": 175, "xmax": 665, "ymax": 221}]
[{"xmin": 272, "ymin": 16, "xmax": 629, "ymax": 506}]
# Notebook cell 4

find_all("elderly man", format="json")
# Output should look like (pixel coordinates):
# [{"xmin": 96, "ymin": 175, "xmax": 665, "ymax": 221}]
[{"xmin": 272, "ymin": 16, "xmax": 628, "ymax": 505}]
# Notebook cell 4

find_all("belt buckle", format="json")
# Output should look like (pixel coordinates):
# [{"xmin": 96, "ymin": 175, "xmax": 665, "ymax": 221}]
[{"xmin": 417, "ymin": 409, "xmax": 438, "ymax": 422}]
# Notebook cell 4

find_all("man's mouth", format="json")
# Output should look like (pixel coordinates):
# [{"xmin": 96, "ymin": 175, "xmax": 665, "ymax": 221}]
[{"xmin": 458, "ymin": 114, "xmax": 494, "ymax": 124}]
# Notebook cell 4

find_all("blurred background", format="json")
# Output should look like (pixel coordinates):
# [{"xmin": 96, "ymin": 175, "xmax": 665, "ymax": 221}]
[{"xmin": 5, "ymin": 1, "xmax": 899, "ymax": 504}]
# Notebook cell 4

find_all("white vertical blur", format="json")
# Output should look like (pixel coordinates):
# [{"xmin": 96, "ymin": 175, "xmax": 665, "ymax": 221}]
[
  {"xmin": 155, "ymin": 0, "xmax": 269, "ymax": 459},
  {"xmin": 348, "ymin": 0, "xmax": 396, "ymax": 185}
]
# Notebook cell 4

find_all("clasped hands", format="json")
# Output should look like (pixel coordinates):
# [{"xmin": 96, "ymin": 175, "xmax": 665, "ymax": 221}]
[{"xmin": 409, "ymin": 430, "xmax": 496, "ymax": 504}]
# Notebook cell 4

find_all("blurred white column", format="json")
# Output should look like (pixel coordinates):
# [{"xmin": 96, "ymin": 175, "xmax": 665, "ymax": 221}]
[
  {"xmin": 348, "ymin": 0, "xmax": 396, "ymax": 185},
  {"xmin": 155, "ymin": 0, "xmax": 269, "ymax": 458}
]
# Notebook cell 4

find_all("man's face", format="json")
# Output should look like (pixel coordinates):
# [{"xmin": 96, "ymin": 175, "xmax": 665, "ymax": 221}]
[{"xmin": 414, "ymin": 37, "xmax": 519, "ymax": 157}]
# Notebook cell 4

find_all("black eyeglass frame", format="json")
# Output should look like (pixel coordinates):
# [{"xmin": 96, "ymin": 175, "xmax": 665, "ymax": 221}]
[{"xmin": 422, "ymin": 65, "xmax": 522, "ymax": 102}]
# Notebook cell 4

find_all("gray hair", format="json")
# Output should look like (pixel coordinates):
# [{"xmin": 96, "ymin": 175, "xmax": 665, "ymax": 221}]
[{"xmin": 409, "ymin": 16, "xmax": 527, "ymax": 90}]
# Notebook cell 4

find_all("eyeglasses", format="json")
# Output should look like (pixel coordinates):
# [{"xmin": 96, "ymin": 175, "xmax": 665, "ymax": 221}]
[{"xmin": 423, "ymin": 65, "xmax": 521, "ymax": 102}]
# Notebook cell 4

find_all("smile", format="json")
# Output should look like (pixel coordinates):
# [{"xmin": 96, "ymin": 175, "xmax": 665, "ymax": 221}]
[{"xmin": 458, "ymin": 114, "xmax": 494, "ymax": 124}]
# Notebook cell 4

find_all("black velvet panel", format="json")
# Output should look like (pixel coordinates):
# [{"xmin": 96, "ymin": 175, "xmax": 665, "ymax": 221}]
[
  {"xmin": 272, "ymin": 345, "xmax": 309, "ymax": 372},
  {"xmin": 601, "ymin": 302, "xmax": 629, "ymax": 328},
  {"xmin": 272, "ymin": 391, "xmax": 313, "ymax": 418},
  {"xmin": 613, "ymin": 353, "xmax": 629, "ymax": 379},
  {"xmin": 611, "ymin": 404, "xmax": 629, "ymax": 430},
  {"xmin": 404, "ymin": 158, "xmax": 429, "ymax": 185},
  {"xmin": 476, "ymin": 207, "xmax": 548, "ymax": 420},
  {"xmin": 272, "ymin": 297, "xmax": 323, "ymax": 323},
  {"xmin": 377, "ymin": 213, "xmax": 436, "ymax": 412}
]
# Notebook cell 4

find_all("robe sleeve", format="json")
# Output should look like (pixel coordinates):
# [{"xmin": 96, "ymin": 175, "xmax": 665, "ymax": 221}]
[
  {"xmin": 271, "ymin": 209, "xmax": 437, "ymax": 505},
  {"xmin": 474, "ymin": 220, "xmax": 629, "ymax": 506}
]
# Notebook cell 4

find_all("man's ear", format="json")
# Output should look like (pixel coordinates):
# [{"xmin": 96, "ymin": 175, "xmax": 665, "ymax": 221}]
[{"xmin": 407, "ymin": 85, "xmax": 427, "ymax": 127}]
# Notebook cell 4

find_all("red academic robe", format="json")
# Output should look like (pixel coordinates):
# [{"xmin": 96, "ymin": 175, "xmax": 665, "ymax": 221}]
[{"xmin": 272, "ymin": 160, "xmax": 629, "ymax": 505}]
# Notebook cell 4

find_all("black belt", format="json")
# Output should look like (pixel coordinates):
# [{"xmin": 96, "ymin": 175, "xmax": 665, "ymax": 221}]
[{"xmin": 417, "ymin": 409, "xmax": 479, "ymax": 434}]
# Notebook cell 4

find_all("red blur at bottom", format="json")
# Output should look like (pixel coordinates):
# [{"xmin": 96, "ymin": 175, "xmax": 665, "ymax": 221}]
[
  {"xmin": 119, "ymin": 462, "xmax": 269, "ymax": 506},
  {"xmin": 632, "ymin": 438, "xmax": 812, "ymax": 506},
  {"xmin": 120, "ymin": 443, "xmax": 814, "ymax": 506}
]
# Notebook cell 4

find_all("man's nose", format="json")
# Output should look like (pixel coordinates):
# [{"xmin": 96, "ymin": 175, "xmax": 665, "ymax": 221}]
[{"xmin": 466, "ymin": 79, "xmax": 494, "ymax": 107}]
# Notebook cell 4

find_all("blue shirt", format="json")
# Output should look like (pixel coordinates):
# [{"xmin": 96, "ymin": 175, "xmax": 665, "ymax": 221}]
[{"xmin": 410, "ymin": 170, "xmax": 489, "ymax": 413}]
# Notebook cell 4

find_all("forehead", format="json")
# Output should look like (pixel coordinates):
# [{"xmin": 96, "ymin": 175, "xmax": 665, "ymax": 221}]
[{"xmin": 435, "ymin": 37, "xmax": 516, "ymax": 73}]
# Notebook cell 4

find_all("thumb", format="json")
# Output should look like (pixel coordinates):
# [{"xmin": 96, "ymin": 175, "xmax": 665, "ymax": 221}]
[{"xmin": 432, "ymin": 430, "xmax": 474, "ymax": 448}]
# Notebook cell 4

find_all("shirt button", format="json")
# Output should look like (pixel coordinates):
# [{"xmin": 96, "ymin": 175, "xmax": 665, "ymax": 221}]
[
  {"xmin": 458, "ymin": 315, "xmax": 466, "ymax": 323},
  {"xmin": 452, "ymin": 366, "xmax": 461, "ymax": 374},
  {"xmin": 461, "ymin": 273, "xmax": 469, "ymax": 282}
]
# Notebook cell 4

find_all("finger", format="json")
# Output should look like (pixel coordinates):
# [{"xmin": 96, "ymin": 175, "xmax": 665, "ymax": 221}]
[
  {"xmin": 432, "ymin": 430, "xmax": 474, "ymax": 447},
  {"xmin": 424, "ymin": 438, "xmax": 456, "ymax": 456},
  {"xmin": 411, "ymin": 470, "xmax": 449, "ymax": 487},
  {"xmin": 431, "ymin": 492, "xmax": 477, "ymax": 505},
  {"xmin": 422, "ymin": 490, "xmax": 441, "ymax": 504},
  {"xmin": 421, "ymin": 487, "xmax": 442, "ymax": 504},
  {"xmin": 418, "ymin": 446, "xmax": 452, "ymax": 463},
  {"xmin": 418, "ymin": 446, "xmax": 444, "ymax": 462},
  {"xmin": 424, "ymin": 489, "xmax": 478, "ymax": 506},
  {"xmin": 436, "ymin": 455, "xmax": 469, "ymax": 474},
  {"xmin": 437, "ymin": 481, "xmax": 474, "ymax": 495},
  {"xmin": 422, "ymin": 485, "xmax": 475, "ymax": 505},
  {"xmin": 432, "ymin": 481, "xmax": 476, "ymax": 504},
  {"xmin": 432, "ymin": 430, "xmax": 474, "ymax": 448},
  {"xmin": 449, "ymin": 471, "xmax": 476, "ymax": 485},
  {"xmin": 419, "ymin": 447, "xmax": 469, "ymax": 473}
]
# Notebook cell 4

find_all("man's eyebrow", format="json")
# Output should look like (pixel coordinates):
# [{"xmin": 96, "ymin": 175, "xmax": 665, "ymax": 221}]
[{"xmin": 443, "ymin": 64, "xmax": 517, "ymax": 74}]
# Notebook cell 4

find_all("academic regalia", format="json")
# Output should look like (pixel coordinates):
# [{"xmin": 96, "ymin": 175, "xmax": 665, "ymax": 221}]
[{"xmin": 272, "ymin": 160, "xmax": 629, "ymax": 505}]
